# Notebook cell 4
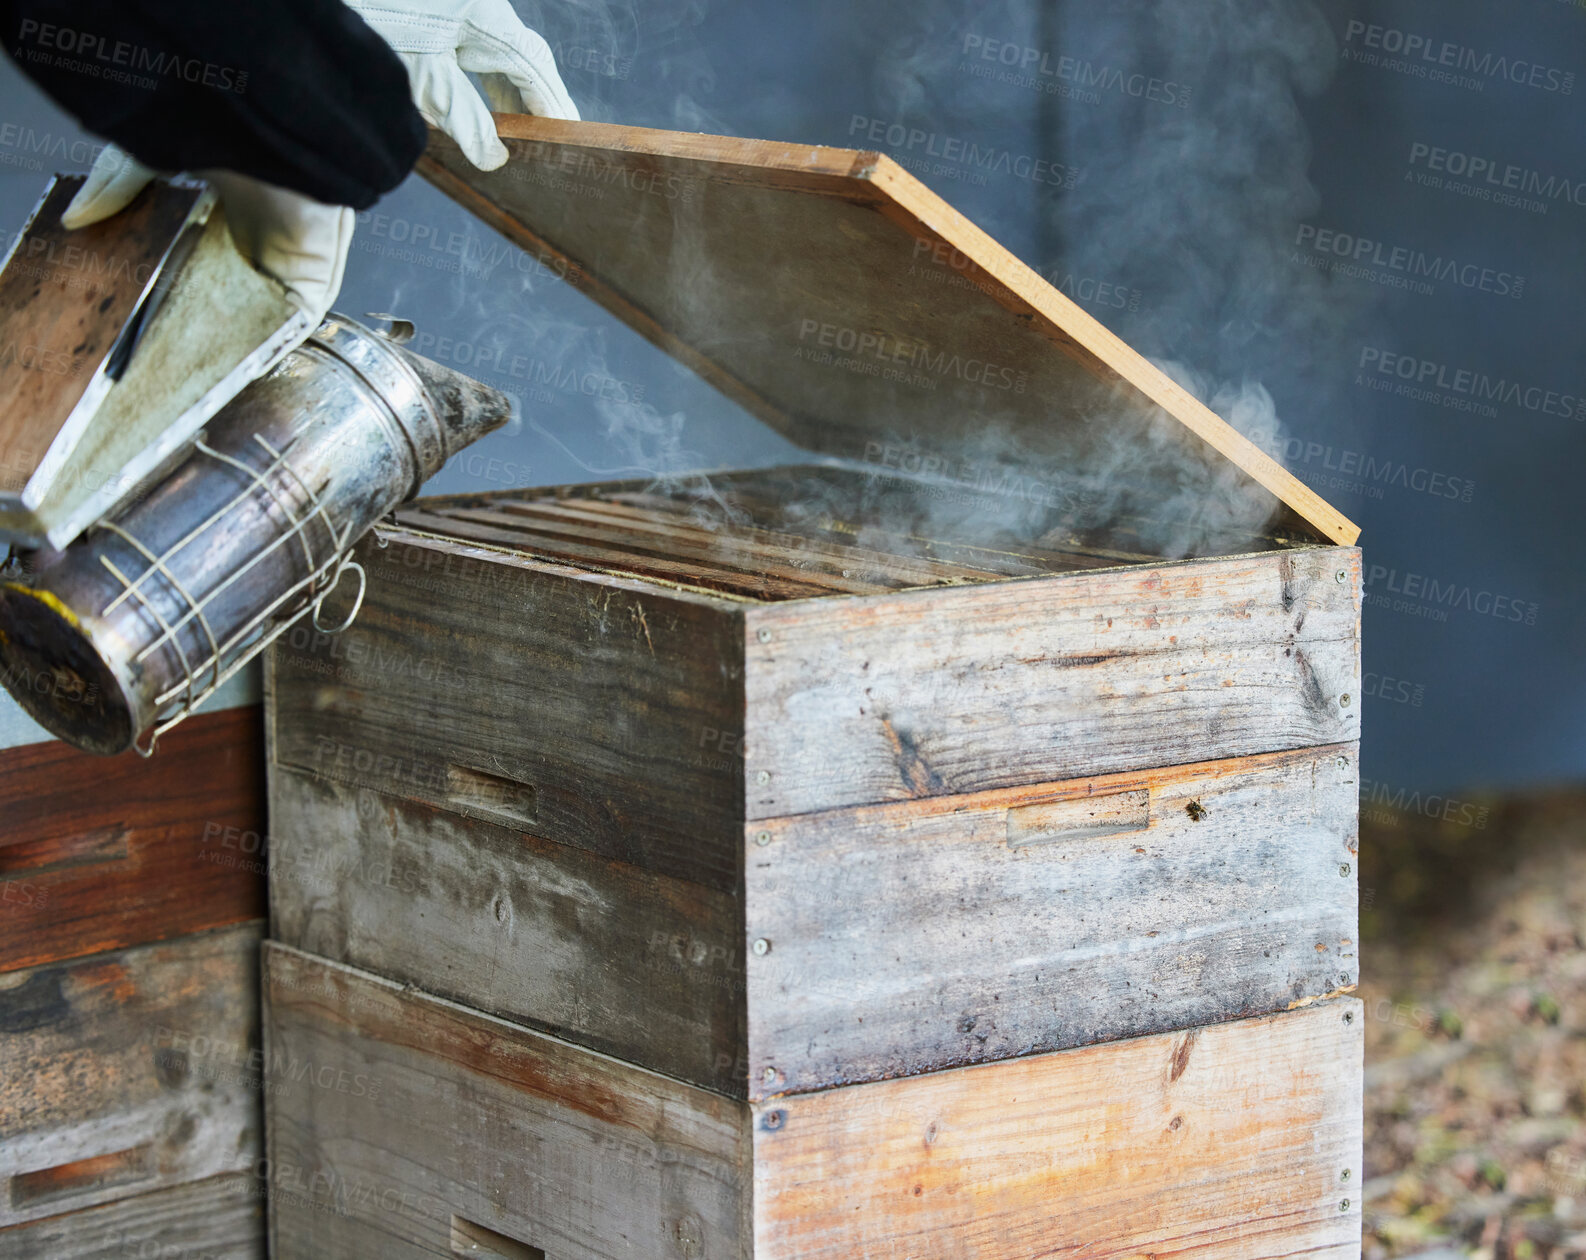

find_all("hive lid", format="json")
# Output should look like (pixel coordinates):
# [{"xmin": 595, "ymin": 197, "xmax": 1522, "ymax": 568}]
[{"xmin": 420, "ymin": 118, "xmax": 1357, "ymax": 548}]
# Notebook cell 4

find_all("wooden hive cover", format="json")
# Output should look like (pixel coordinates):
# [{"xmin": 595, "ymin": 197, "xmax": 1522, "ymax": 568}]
[{"xmin": 420, "ymin": 117, "xmax": 1357, "ymax": 547}]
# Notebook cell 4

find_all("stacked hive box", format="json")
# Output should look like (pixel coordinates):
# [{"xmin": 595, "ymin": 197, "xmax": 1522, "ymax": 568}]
[
  {"xmin": 0, "ymin": 708, "xmax": 267, "ymax": 1259},
  {"xmin": 262, "ymin": 118, "xmax": 1365, "ymax": 1258}
]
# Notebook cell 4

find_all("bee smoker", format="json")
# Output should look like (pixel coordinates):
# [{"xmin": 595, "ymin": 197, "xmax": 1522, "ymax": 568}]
[{"xmin": 0, "ymin": 314, "xmax": 510, "ymax": 755}]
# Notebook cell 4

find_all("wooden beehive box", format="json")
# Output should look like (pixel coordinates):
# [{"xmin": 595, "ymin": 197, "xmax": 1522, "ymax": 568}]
[
  {"xmin": 0, "ymin": 710, "xmax": 267, "ymax": 1259},
  {"xmin": 263, "ymin": 943, "xmax": 1362, "ymax": 1259},
  {"xmin": 263, "ymin": 117, "xmax": 1364, "ymax": 1256}
]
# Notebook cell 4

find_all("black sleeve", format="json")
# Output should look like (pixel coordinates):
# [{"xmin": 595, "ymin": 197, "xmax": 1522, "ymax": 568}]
[{"xmin": 0, "ymin": 0, "xmax": 427, "ymax": 209}]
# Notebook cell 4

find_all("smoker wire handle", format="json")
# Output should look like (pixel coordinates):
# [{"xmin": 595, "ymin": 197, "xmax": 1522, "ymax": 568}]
[
  {"xmin": 312, "ymin": 557, "xmax": 366, "ymax": 634},
  {"xmin": 128, "ymin": 547, "xmax": 368, "ymax": 759}
]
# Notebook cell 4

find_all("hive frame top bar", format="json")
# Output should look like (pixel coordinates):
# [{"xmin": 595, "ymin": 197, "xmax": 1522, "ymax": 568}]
[
  {"xmin": 396, "ymin": 460, "xmax": 1322, "ymax": 605},
  {"xmin": 418, "ymin": 115, "xmax": 1359, "ymax": 548}
]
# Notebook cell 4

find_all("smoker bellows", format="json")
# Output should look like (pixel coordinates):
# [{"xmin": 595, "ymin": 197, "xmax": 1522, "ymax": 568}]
[{"xmin": 0, "ymin": 313, "xmax": 508, "ymax": 755}]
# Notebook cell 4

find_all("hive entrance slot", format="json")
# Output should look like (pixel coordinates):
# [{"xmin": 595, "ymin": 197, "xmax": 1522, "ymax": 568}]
[
  {"xmin": 1006, "ymin": 790, "xmax": 1152, "ymax": 848},
  {"xmin": 450, "ymin": 1214, "xmax": 545, "ymax": 1258},
  {"xmin": 446, "ymin": 764, "xmax": 538, "ymax": 828},
  {"xmin": 9, "ymin": 1143, "xmax": 154, "ymax": 1209}
]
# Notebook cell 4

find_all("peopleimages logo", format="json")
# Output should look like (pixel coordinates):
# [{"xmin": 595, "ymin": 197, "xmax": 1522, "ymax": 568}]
[
  {"xmin": 15, "ymin": 19, "xmax": 250, "ymax": 93},
  {"xmin": 1364, "ymin": 563, "xmax": 1539, "ymax": 626},
  {"xmin": 794, "ymin": 318, "xmax": 1029, "ymax": 394},
  {"xmin": 1363, "ymin": 672, "xmax": 1427, "ymax": 708},
  {"xmin": 1292, "ymin": 224, "xmax": 1524, "ymax": 299},
  {"xmin": 1358, "ymin": 346, "xmax": 1586, "ymax": 422},
  {"xmin": 1408, "ymin": 142, "xmax": 1586, "ymax": 212},
  {"xmin": 1359, "ymin": 778, "xmax": 1490, "ymax": 829},
  {"xmin": 957, "ymin": 34, "xmax": 1193, "ymax": 108},
  {"xmin": 407, "ymin": 330, "xmax": 645, "ymax": 407},
  {"xmin": 1341, "ymin": 21, "xmax": 1575, "ymax": 95},
  {"xmin": 848, "ymin": 115, "xmax": 1080, "ymax": 189},
  {"xmin": 0, "ymin": 123, "xmax": 106, "ymax": 167},
  {"xmin": 1248, "ymin": 428, "xmax": 1475, "ymax": 504}
]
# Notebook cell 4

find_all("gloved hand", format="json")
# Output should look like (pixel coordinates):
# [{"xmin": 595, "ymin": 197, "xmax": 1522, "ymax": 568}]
[
  {"xmin": 57, "ymin": 0, "xmax": 577, "ymax": 319},
  {"xmin": 345, "ymin": 0, "xmax": 580, "ymax": 171},
  {"xmin": 62, "ymin": 146, "xmax": 354, "ymax": 323}
]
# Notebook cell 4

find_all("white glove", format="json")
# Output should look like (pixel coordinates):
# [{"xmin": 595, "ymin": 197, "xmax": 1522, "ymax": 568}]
[
  {"xmin": 61, "ymin": 146, "xmax": 353, "ymax": 323},
  {"xmin": 345, "ymin": 0, "xmax": 579, "ymax": 171}
]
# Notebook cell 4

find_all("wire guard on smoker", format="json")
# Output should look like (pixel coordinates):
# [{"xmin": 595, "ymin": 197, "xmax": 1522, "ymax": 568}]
[
  {"xmin": 95, "ymin": 430, "xmax": 368, "ymax": 756},
  {"xmin": 0, "ymin": 315, "xmax": 510, "ymax": 756}
]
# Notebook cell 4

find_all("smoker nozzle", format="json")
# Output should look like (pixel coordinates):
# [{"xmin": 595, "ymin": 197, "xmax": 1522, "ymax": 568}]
[{"xmin": 0, "ymin": 315, "xmax": 510, "ymax": 755}]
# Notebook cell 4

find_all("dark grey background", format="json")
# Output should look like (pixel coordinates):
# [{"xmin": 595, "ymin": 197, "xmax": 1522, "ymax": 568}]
[{"xmin": 0, "ymin": 0, "xmax": 1578, "ymax": 797}]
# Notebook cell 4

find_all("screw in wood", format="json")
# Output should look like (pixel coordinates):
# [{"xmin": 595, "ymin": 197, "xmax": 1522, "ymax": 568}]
[
  {"xmin": 1335, "ymin": 570, "xmax": 1347, "ymax": 583},
  {"xmin": 763, "ymin": 1110, "xmax": 785, "ymax": 1131},
  {"xmin": 757, "ymin": 628, "xmax": 773, "ymax": 643},
  {"xmin": 752, "ymin": 938, "xmax": 771, "ymax": 955},
  {"xmin": 763, "ymin": 1066, "xmax": 777, "ymax": 1083},
  {"xmin": 1340, "ymin": 1169, "xmax": 1352, "ymax": 1182},
  {"xmin": 1340, "ymin": 863, "xmax": 1351, "ymax": 877},
  {"xmin": 756, "ymin": 770, "xmax": 771, "ymax": 785},
  {"xmin": 1335, "ymin": 755, "xmax": 1348, "ymax": 769},
  {"xmin": 1340, "ymin": 693, "xmax": 1352, "ymax": 707},
  {"xmin": 1339, "ymin": 1200, "xmax": 1351, "ymax": 1211},
  {"xmin": 1343, "ymin": 1010, "xmax": 1355, "ymax": 1024},
  {"xmin": 755, "ymin": 830, "xmax": 772, "ymax": 846}
]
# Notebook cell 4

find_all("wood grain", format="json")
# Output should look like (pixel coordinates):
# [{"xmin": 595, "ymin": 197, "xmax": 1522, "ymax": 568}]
[
  {"xmin": 397, "ymin": 506, "xmax": 845, "ymax": 600},
  {"xmin": 744, "ymin": 545, "xmax": 1362, "ymax": 818},
  {"xmin": 394, "ymin": 468, "xmax": 1214, "ymax": 596},
  {"xmin": 745, "ymin": 743, "xmax": 1360, "ymax": 1097},
  {"xmin": 268, "ymin": 766, "xmax": 746, "ymax": 1096},
  {"xmin": 419, "ymin": 117, "xmax": 1357, "ymax": 547},
  {"xmin": 268, "ymin": 745, "xmax": 1358, "ymax": 1103},
  {"xmin": 0, "ymin": 178, "xmax": 199, "ymax": 495},
  {"xmin": 409, "ymin": 467, "xmax": 1226, "ymax": 573},
  {"xmin": 752, "ymin": 998, "xmax": 1364, "ymax": 1259},
  {"xmin": 272, "ymin": 528, "xmax": 1358, "ymax": 842},
  {"xmin": 262, "ymin": 947, "xmax": 1360, "ymax": 1259},
  {"xmin": 0, "ymin": 923, "xmax": 263, "ymax": 1227},
  {"xmin": 262, "ymin": 943, "xmax": 748, "ymax": 1260},
  {"xmin": 0, "ymin": 1172, "xmax": 264, "ymax": 1259},
  {"xmin": 0, "ymin": 706, "xmax": 267, "ymax": 973},
  {"xmin": 267, "ymin": 529, "xmax": 747, "ymax": 892}
]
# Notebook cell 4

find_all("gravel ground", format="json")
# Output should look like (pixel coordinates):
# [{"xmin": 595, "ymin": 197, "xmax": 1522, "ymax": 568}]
[{"xmin": 1359, "ymin": 788, "xmax": 1586, "ymax": 1259}]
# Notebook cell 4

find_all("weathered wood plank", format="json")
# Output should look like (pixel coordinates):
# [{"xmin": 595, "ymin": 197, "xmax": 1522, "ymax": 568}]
[
  {"xmin": 0, "ymin": 923, "xmax": 263, "ymax": 1226},
  {"xmin": 0, "ymin": 706, "xmax": 267, "ymax": 972},
  {"xmin": 752, "ymin": 998, "xmax": 1364, "ymax": 1259},
  {"xmin": 268, "ymin": 766, "xmax": 746, "ymax": 1096},
  {"xmin": 271, "ymin": 531, "xmax": 1359, "ymax": 847},
  {"xmin": 489, "ymin": 495, "xmax": 1014, "ymax": 584},
  {"xmin": 407, "ymin": 469, "xmax": 1165, "ymax": 574},
  {"xmin": 267, "ymin": 528, "xmax": 746, "ymax": 892},
  {"xmin": 744, "ymin": 546, "xmax": 1361, "ymax": 818},
  {"xmin": 432, "ymin": 503, "xmax": 971, "ymax": 596},
  {"xmin": 745, "ymin": 743, "xmax": 1359, "ymax": 1097},
  {"xmin": 399, "ymin": 507, "xmax": 844, "ymax": 600},
  {"xmin": 0, "ymin": 1172, "xmax": 264, "ymax": 1259},
  {"xmin": 262, "ymin": 943, "xmax": 748, "ymax": 1260},
  {"xmin": 0, "ymin": 178, "xmax": 200, "ymax": 497},
  {"xmin": 263, "ymin": 947, "xmax": 1359, "ymax": 1259},
  {"xmin": 268, "ymin": 748, "xmax": 1358, "ymax": 1102}
]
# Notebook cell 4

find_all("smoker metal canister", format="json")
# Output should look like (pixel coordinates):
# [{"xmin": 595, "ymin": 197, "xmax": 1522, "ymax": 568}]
[{"xmin": 0, "ymin": 315, "xmax": 509, "ymax": 755}]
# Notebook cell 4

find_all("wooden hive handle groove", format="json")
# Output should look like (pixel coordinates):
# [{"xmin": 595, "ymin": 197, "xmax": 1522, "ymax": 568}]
[
  {"xmin": 8, "ymin": 1143, "xmax": 154, "ymax": 1211},
  {"xmin": 450, "ymin": 1214, "xmax": 546, "ymax": 1258},
  {"xmin": 1005, "ymin": 788, "xmax": 1152, "ymax": 848}
]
